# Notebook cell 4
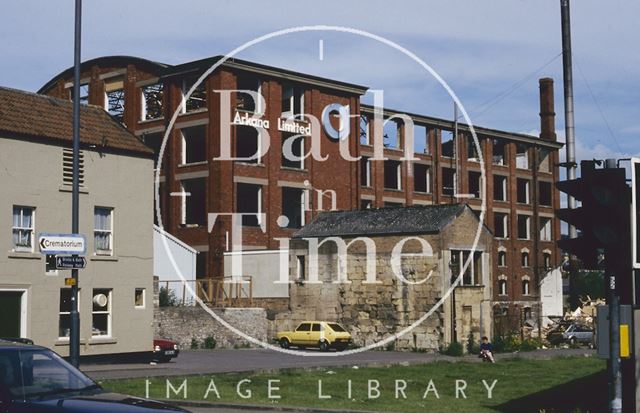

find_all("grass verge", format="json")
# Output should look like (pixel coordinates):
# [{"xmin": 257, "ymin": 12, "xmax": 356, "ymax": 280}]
[{"xmin": 101, "ymin": 356, "xmax": 605, "ymax": 413}]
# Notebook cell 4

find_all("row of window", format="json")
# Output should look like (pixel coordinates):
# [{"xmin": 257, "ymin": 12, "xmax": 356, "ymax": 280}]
[
  {"xmin": 177, "ymin": 179, "xmax": 306, "ymax": 229},
  {"xmin": 359, "ymin": 117, "xmax": 552, "ymax": 173},
  {"xmin": 58, "ymin": 287, "xmax": 145, "ymax": 339},
  {"xmin": 12, "ymin": 206, "xmax": 114, "ymax": 255},
  {"xmin": 497, "ymin": 279, "xmax": 531, "ymax": 296},
  {"xmin": 361, "ymin": 157, "xmax": 553, "ymax": 204},
  {"xmin": 497, "ymin": 250, "xmax": 552, "ymax": 269},
  {"xmin": 493, "ymin": 212, "xmax": 553, "ymax": 241}
]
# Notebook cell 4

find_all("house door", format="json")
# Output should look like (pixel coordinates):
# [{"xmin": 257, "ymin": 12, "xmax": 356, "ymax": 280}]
[{"xmin": 0, "ymin": 291, "xmax": 23, "ymax": 337}]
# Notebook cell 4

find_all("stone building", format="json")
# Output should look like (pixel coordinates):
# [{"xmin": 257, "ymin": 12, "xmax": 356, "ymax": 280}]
[{"xmin": 282, "ymin": 204, "xmax": 493, "ymax": 350}]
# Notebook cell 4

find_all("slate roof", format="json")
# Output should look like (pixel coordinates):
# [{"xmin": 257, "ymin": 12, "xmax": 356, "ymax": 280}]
[
  {"xmin": 0, "ymin": 86, "xmax": 153, "ymax": 157},
  {"xmin": 293, "ymin": 204, "xmax": 470, "ymax": 238}
]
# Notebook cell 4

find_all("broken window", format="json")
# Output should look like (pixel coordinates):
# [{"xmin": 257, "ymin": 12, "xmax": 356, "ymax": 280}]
[
  {"xmin": 450, "ymin": 250, "xmax": 482, "ymax": 285},
  {"xmin": 540, "ymin": 217, "xmax": 552, "ymax": 241},
  {"xmin": 140, "ymin": 83, "xmax": 164, "ymax": 121},
  {"xmin": 494, "ymin": 212, "xmax": 508, "ymax": 238},
  {"xmin": 468, "ymin": 171, "xmax": 481, "ymax": 198},
  {"xmin": 539, "ymin": 181, "xmax": 552, "ymax": 206},
  {"xmin": 522, "ymin": 279, "xmax": 530, "ymax": 296},
  {"xmin": 442, "ymin": 167, "xmax": 455, "ymax": 196},
  {"xmin": 521, "ymin": 251, "xmax": 530, "ymax": 267},
  {"xmin": 141, "ymin": 132, "xmax": 164, "ymax": 169},
  {"xmin": 181, "ymin": 125, "xmax": 207, "ymax": 164},
  {"xmin": 497, "ymin": 251, "xmax": 507, "ymax": 267},
  {"xmin": 70, "ymin": 83, "xmax": 89, "ymax": 106},
  {"xmin": 517, "ymin": 178, "xmax": 530, "ymax": 204},
  {"xmin": 360, "ymin": 199, "xmax": 373, "ymax": 209},
  {"xmin": 281, "ymin": 187, "xmax": 305, "ymax": 229},
  {"xmin": 105, "ymin": 76, "xmax": 125, "ymax": 123},
  {"xmin": 181, "ymin": 178, "xmax": 206, "ymax": 227},
  {"xmin": 492, "ymin": 139, "xmax": 506, "ymax": 165},
  {"xmin": 516, "ymin": 143, "xmax": 529, "ymax": 169},
  {"xmin": 361, "ymin": 156, "xmax": 371, "ymax": 187},
  {"xmin": 236, "ymin": 183, "xmax": 262, "ymax": 227},
  {"xmin": 467, "ymin": 135, "xmax": 480, "ymax": 161},
  {"xmin": 384, "ymin": 160, "xmax": 401, "ymax": 190},
  {"xmin": 538, "ymin": 148, "xmax": 551, "ymax": 172},
  {"xmin": 296, "ymin": 255, "xmax": 306, "ymax": 281},
  {"xmin": 441, "ymin": 130, "xmax": 455, "ymax": 157},
  {"xmin": 196, "ymin": 252, "xmax": 208, "ymax": 279},
  {"xmin": 493, "ymin": 175, "xmax": 507, "ymax": 202},
  {"xmin": 236, "ymin": 74, "xmax": 261, "ymax": 113},
  {"xmin": 281, "ymin": 133, "xmax": 304, "ymax": 169},
  {"xmin": 414, "ymin": 124, "xmax": 429, "ymax": 154},
  {"xmin": 414, "ymin": 164, "xmax": 431, "ymax": 193},
  {"xmin": 236, "ymin": 126, "xmax": 260, "ymax": 163},
  {"xmin": 182, "ymin": 75, "xmax": 207, "ymax": 113},
  {"xmin": 281, "ymin": 84, "xmax": 304, "ymax": 119},
  {"xmin": 517, "ymin": 214, "xmax": 531, "ymax": 240},
  {"xmin": 544, "ymin": 252, "xmax": 552, "ymax": 269},
  {"xmin": 359, "ymin": 116, "xmax": 370, "ymax": 145},
  {"xmin": 383, "ymin": 119, "xmax": 400, "ymax": 149}
]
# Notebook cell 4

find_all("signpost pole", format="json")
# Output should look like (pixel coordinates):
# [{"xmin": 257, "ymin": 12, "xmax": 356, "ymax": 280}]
[{"xmin": 70, "ymin": 0, "xmax": 82, "ymax": 368}]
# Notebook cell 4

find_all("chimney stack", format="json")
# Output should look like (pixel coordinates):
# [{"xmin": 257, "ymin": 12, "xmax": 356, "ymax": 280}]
[{"xmin": 539, "ymin": 77, "xmax": 556, "ymax": 141}]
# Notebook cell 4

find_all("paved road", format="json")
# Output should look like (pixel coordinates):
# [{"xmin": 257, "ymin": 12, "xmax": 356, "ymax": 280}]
[{"xmin": 84, "ymin": 347, "xmax": 595, "ymax": 381}]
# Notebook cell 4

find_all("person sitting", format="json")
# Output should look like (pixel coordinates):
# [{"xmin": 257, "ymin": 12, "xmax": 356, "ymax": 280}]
[{"xmin": 479, "ymin": 336, "xmax": 495, "ymax": 363}]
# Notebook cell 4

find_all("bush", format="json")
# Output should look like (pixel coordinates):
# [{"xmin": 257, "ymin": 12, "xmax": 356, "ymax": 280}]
[
  {"xmin": 203, "ymin": 336, "xmax": 216, "ymax": 349},
  {"xmin": 190, "ymin": 338, "xmax": 199, "ymax": 350},
  {"xmin": 159, "ymin": 287, "xmax": 178, "ymax": 307},
  {"xmin": 520, "ymin": 338, "xmax": 541, "ymax": 352},
  {"xmin": 385, "ymin": 341, "xmax": 396, "ymax": 352},
  {"xmin": 442, "ymin": 341, "xmax": 463, "ymax": 357},
  {"xmin": 467, "ymin": 334, "xmax": 480, "ymax": 355}
]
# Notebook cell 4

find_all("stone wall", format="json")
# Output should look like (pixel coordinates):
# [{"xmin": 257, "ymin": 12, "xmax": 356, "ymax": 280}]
[{"xmin": 154, "ymin": 306, "xmax": 268, "ymax": 349}]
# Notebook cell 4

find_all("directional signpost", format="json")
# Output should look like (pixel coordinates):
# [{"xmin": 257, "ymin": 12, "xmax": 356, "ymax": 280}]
[
  {"xmin": 55, "ymin": 256, "xmax": 87, "ymax": 270},
  {"xmin": 38, "ymin": 233, "xmax": 86, "ymax": 255}
]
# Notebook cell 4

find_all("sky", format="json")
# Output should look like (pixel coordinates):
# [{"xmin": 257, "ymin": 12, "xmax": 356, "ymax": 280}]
[{"xmin": 1, "ymin": 0, "xmax": 638, "ymax": 165}]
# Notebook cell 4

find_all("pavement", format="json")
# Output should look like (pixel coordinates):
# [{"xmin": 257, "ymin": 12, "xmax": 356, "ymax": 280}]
[{"xmin": 83, "ymin": 347, "xmax": 596, "ymax": 381}]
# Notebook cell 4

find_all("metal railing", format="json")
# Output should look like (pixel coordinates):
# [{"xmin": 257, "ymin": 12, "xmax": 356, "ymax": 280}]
[{"xmin": 155, "ymin": 276, "xmax": 253, "ymax": 307}]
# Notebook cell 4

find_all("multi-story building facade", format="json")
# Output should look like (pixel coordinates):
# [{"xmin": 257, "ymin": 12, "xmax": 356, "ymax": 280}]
[
  {"xmin": 0, "ymin": 86, "xmax": 155, "ymax": 355},
  {"xmin": 39, "ymin": 55, "xmax": 564, "ymax": 329}
]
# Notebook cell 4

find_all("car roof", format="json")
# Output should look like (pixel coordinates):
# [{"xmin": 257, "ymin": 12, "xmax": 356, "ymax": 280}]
[{"xmin": 0, "ymin": 340, "xmax": 47, "ymax": 351}]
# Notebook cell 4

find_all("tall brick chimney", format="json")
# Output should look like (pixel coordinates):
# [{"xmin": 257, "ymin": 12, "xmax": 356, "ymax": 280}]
[{"xmin": 539, "ymin": 77, "xmax": 556, "ymax": 141}]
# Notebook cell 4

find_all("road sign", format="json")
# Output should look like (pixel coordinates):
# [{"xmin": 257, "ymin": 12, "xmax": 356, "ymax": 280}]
[
  {"xmin": 55, "ymin": 256, "xmax": 86, "ymax": 270},
  {"xmin": 38, "ymin": 233, "xmax": 86, "ymax": 255}
]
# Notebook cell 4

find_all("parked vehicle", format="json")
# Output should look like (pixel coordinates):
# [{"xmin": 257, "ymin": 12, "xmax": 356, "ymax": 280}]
[
  {"xmin": 153, "ymin": 338, "xmax": 179, "ymax": 362},
  {"xmin": 276, "ymin": 321, "xmax": 352, "ymax": 351},
  {"xmin": 0, "ymin": 341, "xmax": 191, "ymax": 412},
  {"xmin": 562, "ymin": 324, "xmax": 594, "ymax": 346}
]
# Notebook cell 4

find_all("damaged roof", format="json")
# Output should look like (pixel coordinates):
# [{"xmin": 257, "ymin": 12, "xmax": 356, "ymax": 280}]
[
  {"xmin": 293, "ymin": 204, "xmax": 470, "ymax": 238},
  {"xmin": 0, "ymin": 86, "xmax": 153, "ymax": 157}
]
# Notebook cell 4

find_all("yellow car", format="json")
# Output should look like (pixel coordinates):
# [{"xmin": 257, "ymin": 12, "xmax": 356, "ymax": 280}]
[{"xmin": 276, "ymin": 321, "xmax": 352, "ymax": 351}]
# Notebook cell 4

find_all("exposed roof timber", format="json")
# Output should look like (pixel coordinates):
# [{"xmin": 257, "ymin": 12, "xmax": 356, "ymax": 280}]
[{"xmin": 360, "ymin": 104, "xmax": 564, "ymax": 149}]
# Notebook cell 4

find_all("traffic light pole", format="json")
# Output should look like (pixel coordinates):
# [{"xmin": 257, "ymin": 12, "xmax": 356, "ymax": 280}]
[
  {"xmin": 69, "ymin": 0, "xmax": 82, "ymax": 368},
  {"xmin": 609, "ymin": 274, "xmax": 622, "ymax": 413}
]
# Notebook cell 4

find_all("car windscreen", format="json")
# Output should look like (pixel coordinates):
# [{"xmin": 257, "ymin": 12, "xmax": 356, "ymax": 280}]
[
  {"xmin": 0, "ymin": 349, "xmax": 97, "ymax": 400},
  {"xmin": 328, "ymin": 323, "xmax": 346, "ymax": 332}
]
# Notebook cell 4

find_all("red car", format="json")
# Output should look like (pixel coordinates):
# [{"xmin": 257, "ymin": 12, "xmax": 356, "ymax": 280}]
[{"xmin": 153, "ymin": 338, "xmax": 179, "ymax": 362}]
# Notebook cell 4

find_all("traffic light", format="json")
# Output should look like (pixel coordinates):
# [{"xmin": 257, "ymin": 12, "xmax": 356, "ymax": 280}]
[{"xmin": 556, "ymin": 160, "xmax": 630, "ymax": 269}]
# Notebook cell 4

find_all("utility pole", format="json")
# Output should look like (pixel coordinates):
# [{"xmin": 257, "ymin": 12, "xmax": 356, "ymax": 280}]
[
  {"xmin": 69, "ymin": 0, "xmax": 82, "ymax": 368},
  {"xmin": 560, "ymin": 0, "xmax": 577, "ymax": 239}
]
